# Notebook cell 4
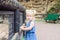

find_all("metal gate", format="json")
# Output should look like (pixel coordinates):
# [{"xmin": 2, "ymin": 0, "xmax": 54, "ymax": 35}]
[
  {"xmin": 0, "ymin": 11, "xmax": 14, "ymax": 40},
  {"xmin": 0, "ymin": 10, "xmax": 26, "ymax": 40}
]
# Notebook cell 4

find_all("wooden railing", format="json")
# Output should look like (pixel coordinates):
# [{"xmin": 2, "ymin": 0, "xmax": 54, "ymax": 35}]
[
  {"xmin": 11, "ymin": 28, "xmax": 23, "ymax": 40},
  {"xmin": 0, "ymin": 0, "xmax": 25, "ymax": 11}
]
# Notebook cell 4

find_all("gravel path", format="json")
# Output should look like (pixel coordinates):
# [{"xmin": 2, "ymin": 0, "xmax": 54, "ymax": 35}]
[{"xmin": 35, "ymin": 22, "xmax": 60, "ymax": 40}]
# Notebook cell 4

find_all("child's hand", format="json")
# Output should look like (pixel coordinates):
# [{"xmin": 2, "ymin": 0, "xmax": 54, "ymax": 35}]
[
  {"xmin": 20, "ymin": 26, "xmax": 26, "ymax": 30},
  {"xmin": 20, "ymin": 26, "xmax": 23, "ymax": 29},
  {"xmin": 23, "ymin": 23, "xmax": 25, "ymax": 26},
  {"xmin": 22, "ymin": 23, "xmax": 26, "ymax": 28}
]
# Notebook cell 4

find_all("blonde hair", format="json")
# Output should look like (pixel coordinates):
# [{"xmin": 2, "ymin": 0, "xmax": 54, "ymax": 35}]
[{"xmin": 26, "ymin": 9, "xmax": 36, "ymax": 16}]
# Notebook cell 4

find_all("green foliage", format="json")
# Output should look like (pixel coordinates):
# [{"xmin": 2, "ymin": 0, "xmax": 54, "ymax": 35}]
[
  {"xmin": 47, "ymin": 7, "xmax": 56, "ymax": 13},
  {"xmin": 47, "ymin": 0, "xmax": 60, "ymax": 13}
]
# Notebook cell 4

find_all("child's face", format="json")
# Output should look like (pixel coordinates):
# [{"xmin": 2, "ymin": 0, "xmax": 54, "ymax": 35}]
[{"xmin": 26, "ymin": 14, "xmax": 33, "ymax": 21}]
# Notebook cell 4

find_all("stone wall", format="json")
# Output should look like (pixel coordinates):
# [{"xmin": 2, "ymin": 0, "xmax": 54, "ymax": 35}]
[{"xmin": 18, "ymin": 0, "xmax": 56, "ymax": 20}]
